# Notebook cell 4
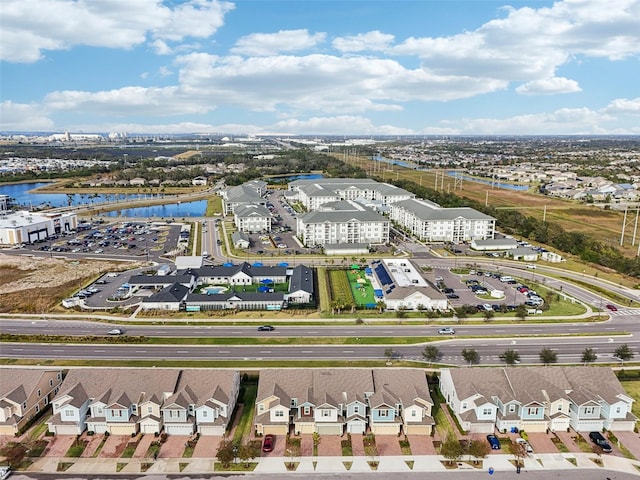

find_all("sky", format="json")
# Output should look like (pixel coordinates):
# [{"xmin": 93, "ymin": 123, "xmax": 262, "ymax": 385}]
[{"xmin": 1, "ymin": 0, "xmax": 639, "ymax": 136}]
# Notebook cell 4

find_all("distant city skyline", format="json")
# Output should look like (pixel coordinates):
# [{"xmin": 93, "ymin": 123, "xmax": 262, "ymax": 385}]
[{"xmin": 1, "ymin": 0, "xmax": 639, "ymax": 136}]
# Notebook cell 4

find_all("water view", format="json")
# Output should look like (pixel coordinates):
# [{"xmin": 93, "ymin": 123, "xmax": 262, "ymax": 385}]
[{"xmin": 101, "ymin": 200, "xmax": 207, "ymax": 218}]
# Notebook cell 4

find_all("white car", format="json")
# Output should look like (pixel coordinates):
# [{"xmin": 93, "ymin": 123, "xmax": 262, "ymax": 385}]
[
  {"xmin": 516, "ymin": 437, "xmax": 533, "ymax": 453},
  {"xmin": 526, "ymin": 264, "xmax": 537, "ymax": 269},
  {"xmin": 108, "ymin": 328, "xmax": 123, "ymax": 335},
  {"xmin": 438, "ymin": 327, "xmax": 456, "ymax": 335}
]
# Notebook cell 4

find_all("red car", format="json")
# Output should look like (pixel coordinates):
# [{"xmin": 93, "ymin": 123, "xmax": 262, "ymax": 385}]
[
  {"xmin": 262, "ymin": 434, "xmax": 275, "ymax": 452},
  {"xmin": 605, "ymin": 304, "xmax": 618, "ymax": 311}
]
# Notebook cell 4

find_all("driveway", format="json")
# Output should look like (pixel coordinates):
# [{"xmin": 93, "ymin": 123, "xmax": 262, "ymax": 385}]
[
  {"xmin": 260, "ymin": 434, "xmax": 285, "ymax": 457},
  {"xmin": 192, "ymin": 435, "xmax": 222, "ymax": 458},
  {"xmin": 612, "ymin": 431, "xmax": 640, "ymax": 460},
  {"xmin": 318, "ymin": 435, "xmax": 342, "ymax": 456},
  {"xmin": 299, "ymin": 435, "xmax": 313, "ymax": 456},
  {"xmin": 527, "ymin": 432, "xmax": 560, "ymax": 454},
  {"xmin": 408, "ymin": 435, "xmax": 437, "ymax": 455},
  {"xmin": 43, "ymin": 435, "xmax": 76, "ymax": 457},
  {"xmin": 350, "ymin": 434, "xmax": 365, "ymax": 456},
  {"xmin": 158, "ymin": 435, "xmax": 189, "ymax": 458},
  {"xmin": 375, "ymin": 434, "xmax": 402, "ymax": 456},
  {"xmin": 553, "ymin": 430, "xmax": 584, "ymax": 453},
  {"xmin": 80, "ymin": 433, "xmax": 104, "ymax": 457},
  {"xmin": 98, "ymin": 434, "xmax": 129, "ymax": 458},
  {"xmin": 132, "ymin": 434, "xmax": 155, "ymax": 459}
]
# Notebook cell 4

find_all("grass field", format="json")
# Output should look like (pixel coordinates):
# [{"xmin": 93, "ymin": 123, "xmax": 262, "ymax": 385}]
[
  {"xmin": 621, "ymin": 379, "xmax": 640, "ymax": 419},
  {"xmin": 346, "ymin": 269, "xmax": 376, "ymax": 307},
  {"xmin": 328, "ymin": 269, "xmax": 355, "ymax": 305}
]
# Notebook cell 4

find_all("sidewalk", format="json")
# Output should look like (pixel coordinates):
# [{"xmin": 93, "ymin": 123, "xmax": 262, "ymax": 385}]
[{"xmin": 24, "ymin": 452, "xmax": 640, "ymax": 476}]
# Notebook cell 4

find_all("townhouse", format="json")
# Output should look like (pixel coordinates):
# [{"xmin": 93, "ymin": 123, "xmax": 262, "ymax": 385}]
[
  {"xmin": 254, "ymin": 368, "xmax": 433, "ymax": 436},
  {"xmin": 389, "ymin": 198, "xmax": 496, "ymax": 243},
  {"xmin": 47, "ymin": 368, "xmax": 239, "ymax": 436},
  {"xmin": 0, "ymin": 368, "xmax": 64, "ymax": 435},
  {"xmin": 439, "ymin": 367, "xmax": 636, "ymax": 434}
]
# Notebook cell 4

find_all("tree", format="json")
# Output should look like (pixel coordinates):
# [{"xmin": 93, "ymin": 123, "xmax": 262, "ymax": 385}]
[
  {"xmin": 375, "ymin": 300, "xmax": 386, "ymax": 314},
  {"xmin": 384, "ymin": 348, "xmax": 397, "ymax": 362},
  {"xmin": 440, "ymin": 434, "xmax": 464, "ymax": 465},
  {"xmin": 312, "ymin": 432, "xmax": 321, "ymax": 456},
  {"xmin": 422, "ymin": 345, "xmax": 441, "ymax": 366},
  {"xmin": 614, "ymin": 344, "xmax": 634, "ymax": 362},
  {"xmin": 581, "ymin": 347, "xmax": 598, "ymax": 365},
  {"xmin": 395, "ymin": 309, "xmax": 408, "ymax": 319},
  {"xmin": 499, "ymin": 349, "xmax": 520, "ymax": 366},
  {"xmin": 238, "ymin": 442, "xmax": 258, "ymax": 467},
  {"xmin": 468, "ymin": 438, "xmax": 490, "ymax": 464},
  {"xmin": 539, "ymin": 347, "xmax": 558, "ymax": 366},
  {"xmin": 483, "ymin": 310, "xmax": 495, "ymax": 322},
  {"xmin": 461, "ymin": 348, "xmax": 480, "ymax": 366},
  {"xmin": 515, "ymin": 304, "xmax": 528, "ymax": 321},
  {"xmin": 216, "ymin": 440, "xmax": 235, "ymax": 468}
]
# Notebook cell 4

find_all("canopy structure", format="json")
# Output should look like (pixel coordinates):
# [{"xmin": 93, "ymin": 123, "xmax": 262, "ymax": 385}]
[{"xmin": 351, "ymin": 264, "xmax": 360, "ymax": 269}]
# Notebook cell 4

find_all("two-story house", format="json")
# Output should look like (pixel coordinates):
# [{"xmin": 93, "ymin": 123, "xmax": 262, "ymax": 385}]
[
  {"xmin": 0, "ymin": 368, "xmax": 63, "ymax": 435},
  {"xmin": 48, "ymin": 368, "xmax": 239, "ymax": 436},
  {"xmin": 439, "ymin": 367, "xmax": 636, "ymax": 434},
  {"xmin": 254, "ymin": 368, "xmax": 433, "ymax": 436}
]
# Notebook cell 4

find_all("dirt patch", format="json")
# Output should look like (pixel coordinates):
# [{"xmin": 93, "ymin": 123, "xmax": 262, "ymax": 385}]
[{"xmin": 0, "ymin": 254, "xmax": 136, "ymax": 312}]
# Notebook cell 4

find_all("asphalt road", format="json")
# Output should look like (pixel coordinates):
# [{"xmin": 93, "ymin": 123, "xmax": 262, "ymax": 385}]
[{"xmin": 1, "ymin": 332, "xmax": 637, "ymax": 365}]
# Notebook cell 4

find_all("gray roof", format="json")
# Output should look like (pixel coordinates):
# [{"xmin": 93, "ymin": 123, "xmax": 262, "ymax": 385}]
[
  {"xmin": 143, "ymin": 283, "xmax": 190, "ymax": 304},
  {"xmin": 182, "ymin": 262, "xmax": 287, "ymax": 279},
  {"xmin": 186, "ymin": 291, "xmax": 284, "ymax": 302},
  {"xmin": 288, "ymin": 264, "xmax": 314, "ymax": 295},
  {"xmin": 445, "ymin": 366, "xmax": 632, "ymax": 408},
  {"xmin": 369, "ymin": 369, "xmax": 432, "ymax": 409},
  {"xmin": 0, "ymin": 368, "xmax": 62, "ymax": 404},
  {"xmin": 472, "ymin": 238, "xmax": 519, "ymax": 248},
  {"xmin": 231, "ymin": 231, "xmax": 249, "ymax": 243},
  {"xmin": 392, "ymin": 198, "xmax": 495, "ymax": 221},
  {"xmin": 225, "ymin": 184, "xmax": 263, "ymax": 202},
  {"xmin": 128, "ymin": 274, "xmax": 193, "ymax": 286},
  {"xmin": 234, "ymin": 204, "xmax": 272, "ymax": 218},
  {"xmin": 300, "ymin": 208, "xmax": 387, "ymax": 224}
]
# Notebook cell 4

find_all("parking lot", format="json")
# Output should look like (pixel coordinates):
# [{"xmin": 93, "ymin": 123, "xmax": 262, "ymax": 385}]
[{"xmin": 430, "ymin": 267, "xmax": 541, "ymax": 312}]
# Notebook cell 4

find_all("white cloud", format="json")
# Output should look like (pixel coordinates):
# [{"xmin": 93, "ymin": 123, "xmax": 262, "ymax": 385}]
[
  {"xmin": 603, "ymin": 97, "xmax": 640, "ymax": 115},
  {"xmin": 332, "ymin": 31, "xmax": 395, "ymax": 53},
  {"xmin": 150, "ymin": 39, "xmax": 173, "ymax": 55},
  {"xmin": 271, "ymin": 116, "xmax": 414, "ymax": 135},
  {"xmin": 516, "ymin": 77, "xmax": 582, "ymax": 95},
  {"xmin": 0, "ymin": 101, "xmax": 55, "ymax": 131},
  {"xmin": 0, "ymin": 0, "xmax": 234, "ymax": 63},
  {"xmin": 231, "ymin": 30, "xmax": 326, "ymax": 56}
]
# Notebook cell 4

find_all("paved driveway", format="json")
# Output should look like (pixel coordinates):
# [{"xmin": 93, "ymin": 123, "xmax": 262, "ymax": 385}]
[
  {"xmin": 81, "ymin": 434, "xmax": 104, "ymax": 457},
  {"xmin": 260, "ymin": 434, "xmax": 285, "ymax": 457},
  {"xmin": 553, "ymin": 430, "xmax": 583, "ymax": 453},
  {"xmin": 612, "ymin": 431, "xmax": 640, "ymax": 459},
  {"xmin": 98, "ymin": 434, "xmax": 129, "ymax": 458},
  {"xmin": 527, "ymin": 432, "xmax": 560, "ymax": 454},
  {"xmin": 159, "ymin": 435, "xmax": 189, "ymax": 458},
  {"xmin": 407, "ymin": 435, "xmax": 437, "ymax": 455},
  {"xmin": 375, "ymin": 435, "xmax": 402, "ymax": 456},
  {"xmin": 350, "ymin": 434, "xmax": 365, "ymax": 456},
  {"xmin": 318, "ymin": 435, "xmax": 342, "ymax": 456},
  {"xmin": 192, "ymin": 435, "xmax": 221, "ymax": 458},
  {"xmin": 43, "ymin": 435, "xmax": 76, "ymax": 457},
  {"xmin": 132, "ymin": 434, "xmax": 155, "ymax": 459}
]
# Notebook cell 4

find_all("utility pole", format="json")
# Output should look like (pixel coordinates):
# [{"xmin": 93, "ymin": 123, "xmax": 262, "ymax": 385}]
[
  {"xmin": 485, "ymin": 190, "xmax": 489, "ymax": 207},
  {"xmin": 620, "ymin": 208, "xmax": 628, "ymax": 246},
  {"xmin": 543, "ymin": 205, "xmax": 547, "ymax": 222},
  {"xmin": 633, "ymin": 209, "xmax": 639, "ymax": 246}
]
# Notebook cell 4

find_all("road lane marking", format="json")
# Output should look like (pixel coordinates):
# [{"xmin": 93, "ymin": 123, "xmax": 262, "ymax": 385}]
[
  {"xmin": 260, "ymin": 351, "xmax": 272, "ymax": 353},
  {"xmin": 177, "ymin": 350, "xmax": 189, "ymax": 353},
  {"xmin": 301, "ymin": 350, "xmax": 313, "ymax": 353},
  {"xmin": 219, "ymin": 351, "xmax": 229, "ymax": 354},
  {"xmin": 343, "ymin": 350, "xmax": 354, "ymax": 353},
  {"xmin": 94, "ymin": 350, "xmax": 105, "ymax": 352},
  {"xmin": 135, "ymin": 350, "xmax": 147, "ymax": 353}
]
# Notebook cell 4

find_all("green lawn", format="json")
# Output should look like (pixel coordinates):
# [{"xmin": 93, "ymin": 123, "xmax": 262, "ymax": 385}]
[
  {"xmin": 346, "ymin": 270, "xmax": 376, "ymax": 307},
  {"xmin": 233, "ymin": 384, "xmax": 258, "ymax": 444},
  {"xmin": 621, "ymin": 379, "xmax": 640, "ymax": 418}
]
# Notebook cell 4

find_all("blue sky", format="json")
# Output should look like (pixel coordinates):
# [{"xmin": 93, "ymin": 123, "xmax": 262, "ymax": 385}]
[{"xmin": 1, "ymin": 0, "xmax": 639, "ymax": 135}]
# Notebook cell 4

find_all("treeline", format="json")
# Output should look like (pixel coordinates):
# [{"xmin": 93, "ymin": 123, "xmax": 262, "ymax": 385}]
[
  {"xmin": 0, "ymin": 165, "xmax": 111, "ymax": 183},
  {"xmin": 387, "ymin": 177, "xmax": 640, "ymax": 278}
]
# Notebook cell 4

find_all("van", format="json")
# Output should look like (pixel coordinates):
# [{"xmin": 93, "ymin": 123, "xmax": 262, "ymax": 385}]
[
  {"xmin": 202, "ymin": 251, "xmax": 209, "ymax": 258},
  {"xmin": 500, "ymin": 276, "xmax": 514, "ymax": 283}
]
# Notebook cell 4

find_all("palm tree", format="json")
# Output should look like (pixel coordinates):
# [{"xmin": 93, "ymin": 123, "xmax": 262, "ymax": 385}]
[{"xmin": 375, "ymin": 300, "xmax": 386, "ymax": 314}]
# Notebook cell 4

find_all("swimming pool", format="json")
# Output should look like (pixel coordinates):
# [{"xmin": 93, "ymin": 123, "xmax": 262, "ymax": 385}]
[{"xmin": 205, "ymin": 286, "xmax": 229, "ymax": 295}]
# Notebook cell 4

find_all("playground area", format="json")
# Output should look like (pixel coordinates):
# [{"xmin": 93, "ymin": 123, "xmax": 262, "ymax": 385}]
[{"xmin": 346, "ymin": 267, "xmax": 377, "ymax": 308}]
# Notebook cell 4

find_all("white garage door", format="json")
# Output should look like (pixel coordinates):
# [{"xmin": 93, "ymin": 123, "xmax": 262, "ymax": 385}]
[
  {"xmin": 165, "ymin": 424, "xmax": 194, "ymax": 435},
  {"xmin": 347, "ymin": 422, "xmax": 366, "ymax": 434},
  {"xmin": 141, "ymin": 423, "xmax": 160, "ymax": 434}
]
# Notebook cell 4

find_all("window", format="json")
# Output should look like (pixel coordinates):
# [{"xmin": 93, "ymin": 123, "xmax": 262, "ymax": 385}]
[
  {"xmin": 57, "ymin": 373, "xmax": 62, "ymax": 380},
  {"xmin": 583, "ymin": 406, "xmax": 595, "ymax": 415},
  {"xmin": 509, "ymin": 405, "xmax": 516, "ymax": 413},
  {"xmin": 44, "ymin": 397, "xmax": 48, "ymax": 406},
  {"xmin": 258, "ymin": 404, "xmax": 264, "ymax": 413},
  {"xmin": 304, "ymin": 406, "xmax": 310, "ymax": 415},
  {"xmin": 64, "ymin": 409, "xmax": 74, "ymax": 417},
  {"xmin": 96, "ymin": 407, "xmax": 103, "ymax": 415},
  {"xmin": 353, "ymin": 405, "xmax": 359, "ymax": 414},
  {"xmin": 202, "ymin": 410, "xmax": 208, "ymax": 417},
  {"xmin": 170, "ymin": 410, "xmax": 177, "ymax": 418},
  {"xmin": 462, "ymin": 402, "xmax": 467, "ymax": 410},
  {"xmin": 616, "ymin": 406, "xmax": 622, "ymax": 414},
  {"xmin": 322, "ymin": 410, "xmax": 331, "ymax": 417},
  {"xmin": 22, "ymin": 402, "xmax": 26, "ymax": 409},
  {"xmin": 275, "ymin": 410, "xmax": 284, "ymax": 417},
  {"xmin": 147, "ymin": 406, "xmax": 153, "ymax": 414},
  {"xmin": 50, "ymin": 379, "xmax": 54, "ymax": 387},
  {"xmin": 527, "ymin": 407, "xmax": 540, "ymax": 416},
  {"xmin": 411, "ymin": 410, "xmax": 417, "ymax": 417},
  {"xmin": 482, "ymin": 408, "xmax": 492, "ymax": 416},
  {"xmin": 378, "ymin": 410, "xmax": 389, "ymax": 418},
  {"xmin": 37, "ymin": 389, "xmax": 41, "ymax": 397},
  {"xmin": 557, "ymin": 404, "xmax": 563, "ymax": 411},
  {"xmin": 35, "ymin": 405, "xmax": 40, "ymax": 413}
]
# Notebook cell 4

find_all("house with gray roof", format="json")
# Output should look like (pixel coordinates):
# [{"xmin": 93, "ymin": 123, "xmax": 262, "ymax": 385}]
[
  {"xmin": 285, "ymin": 264, "xmax": 314, "ymax": 304},
  {"xmin": 232, "ymin": 231, "xmax": 250, "ymax": 249},
  {"xmin": 389, "ymin": 198, "xmax": 496, "ymax": 243},
  {"xmin": 47, "ymin": 368, "xmax": 239, "ymax": 436},
  {"xmin": 439, "ymin": 367, "xmax": 636, "ymax": 434},
  {"xmin": 221, "ymin": 182, "xmax": 266, "ymax": 214},
  {"xmin": 255, "ymin": 368, "xmax": 432, "ymax": 436},
  {"xmin": 0, "ymin": 368, "xmax": 63, "ymax": 435},
  {"xmin": 297, "ymin": 200, "xmax": 389, "ymax": 247}
]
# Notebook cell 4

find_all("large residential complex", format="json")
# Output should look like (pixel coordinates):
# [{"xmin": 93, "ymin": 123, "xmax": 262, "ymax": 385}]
[
  {"xmin": 389, "ymin": 198, "xmax": 495, "ymax": 242},
  {"xmin": 297, "ymin": 200, "xmax": 389, "ymax": 247},
  {"xmin": 440, "ymin": 367, "xmax": 636, "ymax": 434}
]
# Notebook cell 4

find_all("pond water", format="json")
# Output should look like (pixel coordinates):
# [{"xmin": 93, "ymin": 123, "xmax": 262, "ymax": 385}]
[{"xmin": 101, "ymin": 200, "xmax": 207, "ymax": 218}]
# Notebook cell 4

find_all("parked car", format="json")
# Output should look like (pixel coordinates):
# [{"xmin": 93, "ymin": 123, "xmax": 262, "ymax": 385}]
[
  {"xmin": 262, "ymin": 434, "xmax": 275, "ymax": 452},
  {"xmin": 589, "ymin": 431, "xmax": 612, "ymax": 453},
  {"xmin": 438, "ymin": 327, "xmax": 455, "ymax": 335},
  {"xmin": 515, "ymin": 437, "xmax": 533, "ymax": 453},
  {"xmin": 486, "ymin": 434, "xmax": 501, "ymax": 450},
  {"xmin": 446, "ymin": 293, "xmax": 460, "ymax": 299},
  {"xmin": 258, "ymin": 325, "xmax": 275, "ymax": 332}
]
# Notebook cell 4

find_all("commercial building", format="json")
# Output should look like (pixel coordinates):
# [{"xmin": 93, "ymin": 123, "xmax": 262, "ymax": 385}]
[{"xmin": 0, "ymin": 210, "xmax": 78, "ymax": 245}]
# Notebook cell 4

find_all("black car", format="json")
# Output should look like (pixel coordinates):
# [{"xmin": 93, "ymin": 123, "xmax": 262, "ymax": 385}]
[
  {"xmin": 446, "ymin": 293, "xmax": 460, "ymax": 299},
  {"xmin": 486, "ymin": 434, "xmax": 501, "ymax": 450},
  {"xmin": 589, "ymin": 431, "xmax": 612, "ymax": 453},
  {"xmin": 258, "ymin": 325, "xmax": 275, "ymax": 332}
]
